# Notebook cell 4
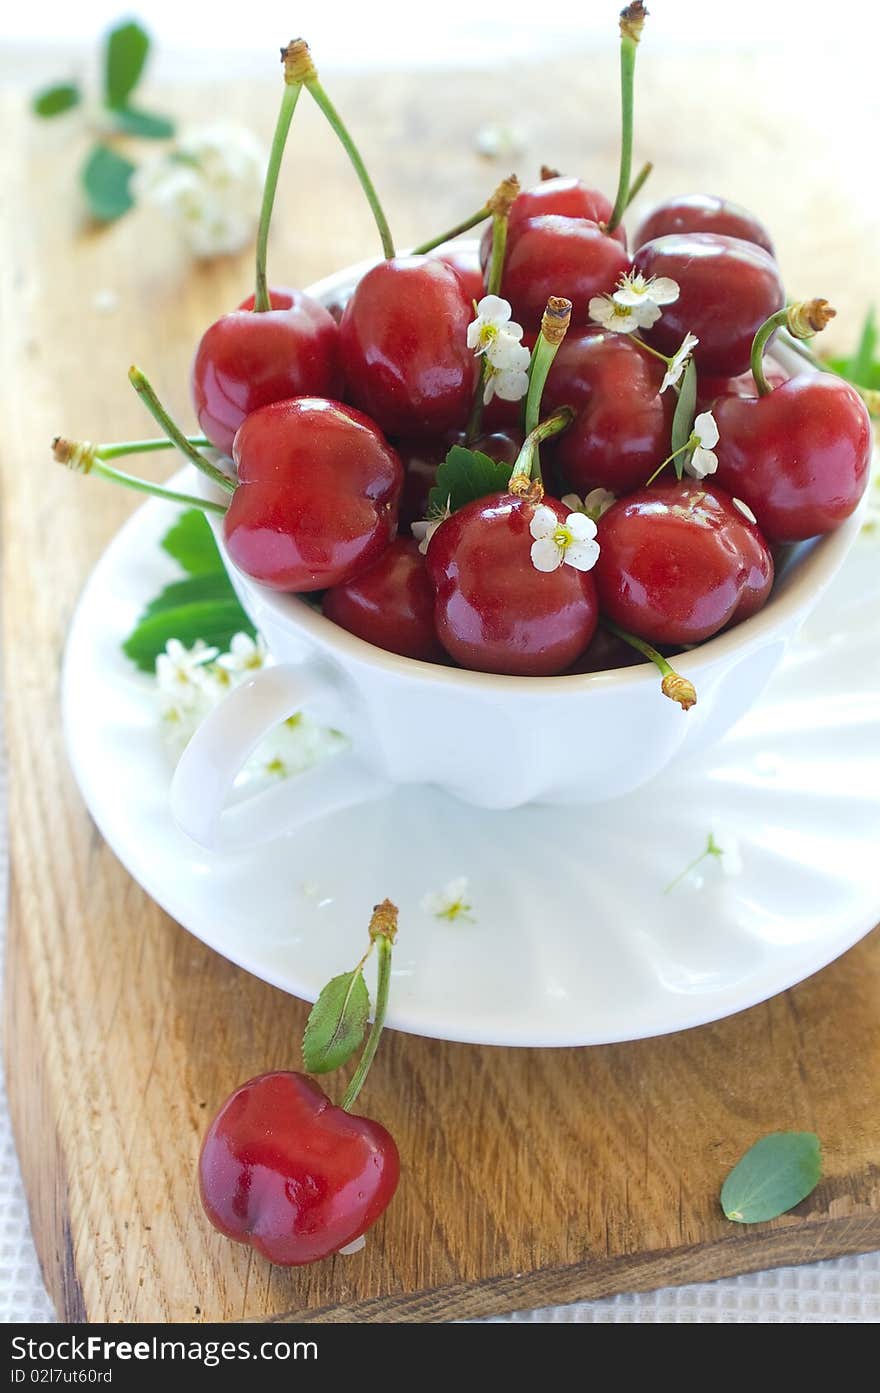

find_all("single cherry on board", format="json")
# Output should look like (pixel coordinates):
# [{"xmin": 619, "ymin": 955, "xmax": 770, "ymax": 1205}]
[
  {"xmin": 191, "ymin": 289, "xmax": 343, "ymax": 455},
  {"xmin": 225, "ymin": 397, "xmax": 402, "ymax": 591},
  {"xmin": 199, "ymin": 1071, "xmax": 400, "ymax": 1267},
  {"xmin": 595, "ymin": 481, "xmax": 774, "ymax": 645},
  {"xmin": 323, "ymin": 537, "xmax": 446, "ymax": 662},
  {"xmin": 633, "ymin": 193, "xmax": 775, "ymax": 256},
  {"xmin": 633, "ymin": 233, "xmax": 784, "ymax": 377},
  {"xmin": 712, "ymin": 374, "xmax": 872, "ymax": 541},
  {"xmin": 426, "ymin": 492, "xmax": 598, "ymax": 676},
  {"xmin": 339, "ymin": 257, "xmax": 477, "ymax": 437},
  {"xmin": 541, "ymin": 329, "xmax": 673, "ymax": 495}
]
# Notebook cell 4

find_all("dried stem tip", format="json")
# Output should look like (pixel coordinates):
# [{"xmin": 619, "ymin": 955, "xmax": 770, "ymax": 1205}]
[
  {"xmin": 786, "ymin": 298, "xmax": 836, "ymax": 339},
  {"xmin": 540, "ymin": 296, "xmax": 573, "ymax": 345},
  {"xmin": 620, "ymin": 2, "xmax": 648, "ymax": 43},
  {"xmin": 508, "ymin": 476, "xmax": 545, "ymax": 502},
  {"xmin": 486, "ymin": 174, "xmax": 521, "ymax": 218},
  {"xmin": 661, "ymin": 671, "xmax": 697, "ymax": 711},
  {"xmin": 52, "ymin": 436, "xmax": 95, "ymax": 473},
  {"xmin": 281, "ymin": 38, "xmax": 317, "ymax": 85},
  {"xmin": 540, "ymin": 164, "xmax": 561, "ymax": 182},
  {"xmin": 368, "ymin": 898, "xmax": 399, "ymax": 944}
]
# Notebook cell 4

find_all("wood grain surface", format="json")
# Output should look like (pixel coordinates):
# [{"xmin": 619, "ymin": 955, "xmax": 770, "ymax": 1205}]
[{"xmin": 2, "ymin": 52, "xmax": 879, "ymax": 1323}]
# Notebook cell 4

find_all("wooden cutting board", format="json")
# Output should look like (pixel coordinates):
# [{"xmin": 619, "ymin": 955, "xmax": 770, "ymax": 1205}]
[{"xmin": 2, "ymin": 50, "xmax": 879, "ymax": 1323}]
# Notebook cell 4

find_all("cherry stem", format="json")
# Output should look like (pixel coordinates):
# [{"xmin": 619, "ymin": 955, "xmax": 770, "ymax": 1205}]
[
  {"xmin": 294, "ymin": 41, "xmax": 394, "ymax": 259},
  {"xmin": 341, "ymin": 900, "xmax": 398, "ymax": 1111},
  {"xmin": 410, "ymin": 206, "xmax": 491, "ymax": 256},
  {"xmin": 508, "ymin": 406, "xmax": 574, "ymax": 492},
  {"xmin": 644, "ymin": 440, "xmax": 692, "ymax": 487},
  {"xmin": 524, "ymin": 298, "xmax": 572, "ymax": 439},
  {"xmin": 94, "ymin": 436, "xmax": 212, "ymax": 461},
  {"xmin": 606, "ymin": 2, "xmax": 647, "ymax": 235},
  {"xmin": 664, "ymin": 833, "xmax": 721, "ymax": 894},
  {"xmin": 624, "ymin": 159, "xmax": 653, "ymax": 210},
  {"xmin": 52, "ymin": 439, "xmax": 227, "ymax": 514},
  {"xmin": 128, "ymin": 367, "xmax": 236, "ymax": 493},
  {"xmin": 601, "ymin": 619, "xmax": 697, "ymax": 711},
  {"xmin": 253, "ymin": 65, "xmax": 304, "ymax": 313},
  {"xmin": 751, "ymin": 299, "xmax": 836, "ymax": 396},
  {"xmin": 464, "ymin": 183, "xmax": 520, "ymax": 442}
]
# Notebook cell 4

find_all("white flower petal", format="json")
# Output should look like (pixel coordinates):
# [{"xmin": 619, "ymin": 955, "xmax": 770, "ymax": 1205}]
[
  {"xmin": 561, "ymin": 492, "xmax": 583, "ymax": 512},
  {"xmin": 630, "ymin": 300, "xmax": 662, "ymax": 329},
  {"xmin": 733, "ymin": 497, "xmax": 758, "ymax": 524},
  {"xmin": 529, "ymin": 505, "xmax": 559, "ymax": 540},
  {"xmin": 487, "ymin": 332, "xmax": 530, "ymax": 371},
  {"xmin": 565, "ymin": 511, "xmax": 598, "ymax": 542},
  {"xmin": 466, "ymin": 323, "xmax": 483, "ymax": 350},
  {"xmin": 648, "ymin": 276, "xmax": 680, "ymax": 305},
  {"xmin": 530, "ymin": 537, "xmax": 564, "ymax": 572},
  {"xmin": 476, "ymin": 294, "xmax": 511, "ymax": 323},
  {"xmin": 563, "ymin": 538, "xmax": 600, "ymax": 571},
  {"xmin": 492, "ymin": 367, "xmax": 530, "ymax": 401},
  {"xmin": 694, "ymin": 410, "xmax": 720, "ymax": 449},
  {"xmin": 686, "ymin": 447, "xmax": 718, "ymax": 479},
  {"xmin": 482, "ymin": 373, "xmax": 498, "ymax": 404}
]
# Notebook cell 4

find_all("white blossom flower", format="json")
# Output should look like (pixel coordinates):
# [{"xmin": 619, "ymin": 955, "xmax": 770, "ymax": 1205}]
[
  {"xmin": 132, "ymin": 123, "xmax": 267, "ymax": 259},
  {"xmin": 529, "ymin": 505, "xmax": 600, "ymax": 573},
  {"xmin": 660, "ymin": 332, "xmax": 700, "ymax": 393},
  {"xmin": 612, "ymin": 270, "xmax": 680, "ymax": 309},
  {"xmin": 589, "ymin": 294, "xmax": 661, "ymax": 334},
  {"xmin": 412, "ymin": 498, "xmax": 452, "ymax": 555},
  {"xmin": 684, "ymin": 411, "xmax": 720, "ymax": 479},
  {"xmin": 216, "ymin": 631, "xmax": 268, "ymax": 676},
  {"xmin": 482, "ymin": 336, "xmax": 531, "ymax": 404},
  {"xmin": 561, "ymin": 488, "xmax": 616, "ymax": 522},
  {"xmin": 732, "ymin": 497, "xmax": 758, "ymax": 525},
  {"xmin": 155, "ymin": 638, "xmax": 219, "ymax": 705},
  {"xmin": 421, "ymin": 876, "xmax": 474, "ymax": 922},
  {"xmin": 467, "ymin": 295, "xmax": 524, "ymax": 358}
]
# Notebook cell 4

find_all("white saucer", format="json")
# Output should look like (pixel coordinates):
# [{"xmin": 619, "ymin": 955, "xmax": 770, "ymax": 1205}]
[{"xmin": 62, "ymin": 493, "xmax": 880, "ymax": 1047}]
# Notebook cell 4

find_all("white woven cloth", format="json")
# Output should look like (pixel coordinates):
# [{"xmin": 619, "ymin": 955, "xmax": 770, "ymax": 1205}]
[{"xmin": 1, "ymin": 729, "xmax": 878, "ymax": 1323}]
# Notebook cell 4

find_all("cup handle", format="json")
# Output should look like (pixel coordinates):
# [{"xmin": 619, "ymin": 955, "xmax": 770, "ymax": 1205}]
[{"xmin": 170, "ymin": 663, "xmax": 390, "ymax": 852}]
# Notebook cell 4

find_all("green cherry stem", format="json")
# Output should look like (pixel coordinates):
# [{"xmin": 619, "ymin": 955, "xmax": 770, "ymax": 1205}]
[
  {"xmin": 601, "ymin": 618, "xmax": 697, "ymax": 711},
  {"xmin": 751, "ymin": 298, "xmax": 836, "ymax": 395},
  {"xmin": 52, "ymin": 438, "xmax": 227, "ymax": 515},
  {"xmin": 524, "ymin": 297, "xmax": 572, "ymax": 438},
  {"xmin": 465, "ymin": 176, "xmax": 521, "ymax": 442},
  {"xmin": 253, "ymin": 47, "xmax": 305, "ymax": 313},
  {"xmin": 644, "ymin": 440, "xmax": 692, "ymax": 487},
  {"xmin": 89, "ymin": 435, "xmax": 212, "ymax": 461},
  {"xmin": 631, "ymin": 335, "xmax": 673, "ymax": 367},
  {"xmin": 341, "ymin": 900, "xmax": 398, "ymax": 1111},
  {"xmin": 128, "ymin": 367, "xmax": 236, "ymax": 493},
  {"xmin": 289, "ymin": 39, "xmax": 395, "ymax": 259},
  {"xmin": 605, "ymin": 2, "xmax": 647, "ymax": 236},
  {"xmin": 624, "ymin": 158, "xmax": 653, "ymax": 210},
  {"xmin": 664, "ymin": 832, "xmax": 722, "ymax": 894},
  {"xmin": 508, "ymin": 406, "xmax": 574, "ymax": 493},
  {"xmin": 411, "ymin": 173, "xmax": 520, "ymax": 258}
]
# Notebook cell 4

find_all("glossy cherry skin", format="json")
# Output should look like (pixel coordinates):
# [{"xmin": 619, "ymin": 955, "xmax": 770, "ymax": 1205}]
[
  {"xmin": 542, "ymin": 330, "xmax": 673, "ymax": 495},
  {"xmin": 339, "ymin": 257, "xmax": 476, "ymax": 436},
  {"xmin": 480, "ymin": 176, "xmax": 627, "ymax": 267},
  {"xmin": 565, "ymin": 624, "xmax": 647, "ymax": 674},
  {"xmin": 199, "ymin": 1072, "xmax": 400, "ymax": 1267},
  {"xmin": 633, "ymin": 194, "xmax": 774, "ymax": 256},
  {"xmin": 633, "ymin": 234, "xmax": 784, "ymax": 377},
  {"xmin": 697, "ymin": 357, "xmax": 787, "ymax": 411},
  {"xmin": 426, "ymin": 493, "xmax": 598, "ymax": 675},
  {"xmin": 595, "ymin": 482, "xmax": 774, "ymax": 646},
  {"xmin": 323, "ymin": 538, "xmax": 446, "ymax": 662},
  {"xmin": 225, "ymin": 398, "xmax": 402, "ymax": 591},
  {"xmin": 435, "ymin": 246, "xmax": 484, "ymax": 304},
  {"xmin": 191, "ymin": 288, "xmax": 343, "ymax": 454},
  {"xmin": 501, "ymin": 216, "xmax": 631, "ymax": 327},
  {"xmin": 712, "ymin": 375, "xmax": 872, "ymax": 542}
]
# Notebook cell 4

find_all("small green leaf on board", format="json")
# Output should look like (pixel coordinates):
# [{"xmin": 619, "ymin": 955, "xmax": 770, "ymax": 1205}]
[{"xmin": 721, "ymin": 1131, "xmax": 822, "ymax": 1224}]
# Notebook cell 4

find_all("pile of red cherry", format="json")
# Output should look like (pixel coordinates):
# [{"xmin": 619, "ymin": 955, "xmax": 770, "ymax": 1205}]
[{"xmin": 186, "ymin": 30, "xmax": 870, "ymax": 692}]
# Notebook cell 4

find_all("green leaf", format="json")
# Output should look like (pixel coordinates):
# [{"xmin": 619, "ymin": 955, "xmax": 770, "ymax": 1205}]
[
  {"xmin": 302, "ymin": 970, "xmax": 371, "ymax": 1074},
  {"xmin": 141, "ymin": 572, "xmax": 240, "ymax": 620},
  {"xmin": 428, "ymin": 445, "xmax": 513, "ymax": 516},
  {"xmin": 32, "ymin": 82, "xmax": 81, "ymax": 117},
  {"xmin": 160, "ymin": 509, "xmax": 225, "ymax": 576},
  {"xmin": 827, "ymin": 308, "xmax": 880, "ymax": 390},
  {"xmin": 721, "ymin": 1131, "xmax": 822, "ymax": 1224},
  {"xmin": 104, "ymin": 19, "xmax": 150, "ymax": 109},
  {"xmin": 81, "ymin": 144, "xmax": 136, "ymax": 222},
  {"xmin": 122, "ymin": 598, "xmax": 255, "ymax": 672},
  {"xmin": 670, "ymin": 356, "xmax": 698, "ymax": 474},
  {"xmin": 110, "ymin": 106, "xmax": 175, "ymax": 140}
]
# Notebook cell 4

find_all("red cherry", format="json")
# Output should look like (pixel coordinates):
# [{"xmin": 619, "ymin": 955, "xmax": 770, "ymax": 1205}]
[
  {"xmin": 225, "ymin": 397, "xmax": 402, "ymax": 591},
  {"xmin": 633, "ymin": 194, "xmax": 774, "ymax": 256},
  {"xmin": 697, "ymin": 357, "xmax": 788, "ymax": 410},
  {"xmin": 566, "ymin": 624, "xmax": 648, "ymax": 674},
  {"xmin": 191, "ymin": 288, "xmax": 343, "ymax": 454},
  {"xmin": 479, "ymin": 176, "xmax": 627, "ymax": 267},
  {"xmin": 633, "ymin": 234, "xmax": 784, "ymax": 377},
  {"xmin": 199, "ymin": 1071, "xmax": 399, "ymax": 1267},
  {"xmin": 595, "ymin": 481, "xmax": 774, "ymax": 645},
  {"xmin": 501, "ymin": 216, "xmax": 631, "ymax": 327},
  {"xmin": 434, "ymin": 245, "xmax": 484, "ymax": 304},
  {"xmin": 323, "ymin": 538, "xmax": 445, "ymax": 662},
  {"xmin": 339, "ymin": 257, "xmax": 476, "ymax": 436},
  {"xmin": 712, "ymin": 375, "xmax": 872, "ymax": 541},
  {"xmin": 426, "ymin": 493, "xmax": 598, "ymax": 675},
  {"xmin": 541, "ymin": 329, "xmax": 673, "ymax": 495}
]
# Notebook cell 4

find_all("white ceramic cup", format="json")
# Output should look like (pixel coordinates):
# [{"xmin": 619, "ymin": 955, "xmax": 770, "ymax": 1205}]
[{"xmin": 170, "ymin": 258, "xmax": 863, "ymax": 850}]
